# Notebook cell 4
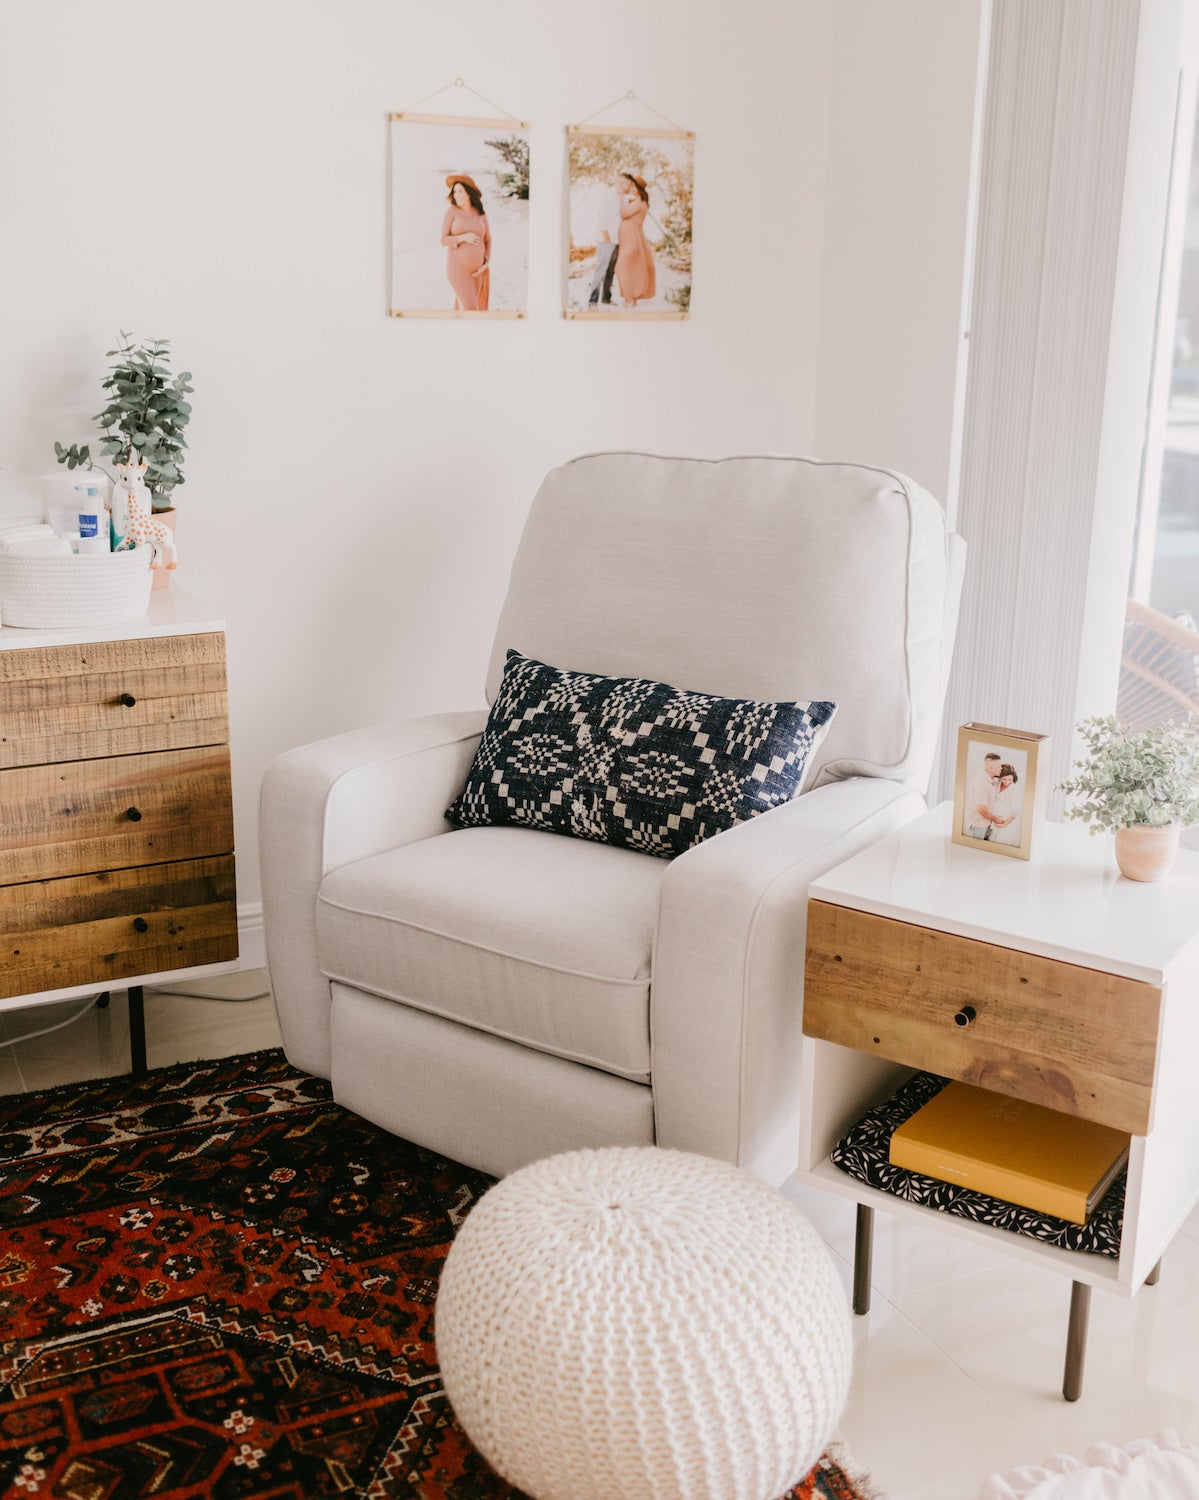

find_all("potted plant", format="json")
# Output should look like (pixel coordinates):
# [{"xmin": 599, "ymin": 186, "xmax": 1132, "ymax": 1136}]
[
  {"xmin": 54, "ymin": 331, "xmax": 192, "ymax": 513},
  {"xmin": 1057, "ymin": 713, "xmax": 1199, "ymax": 880}
]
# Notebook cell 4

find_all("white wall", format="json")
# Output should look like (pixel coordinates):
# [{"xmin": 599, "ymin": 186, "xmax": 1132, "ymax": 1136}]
[
  {"xmin": 813, "ymin": 0, "xmax": 986, "ymax": 502},
  {"xmin": 0, "ymin": 0, "xmax": 983, "ymax": 935},
  {"xmin": 0, "ymin": 0, "xmax": 834, "ymax": 916}
]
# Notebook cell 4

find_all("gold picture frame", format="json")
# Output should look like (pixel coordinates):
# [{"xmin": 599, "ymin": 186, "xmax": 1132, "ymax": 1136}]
[{"xmin": 951, "ymin": 722, "xmax": 1050, "ymax": 861}]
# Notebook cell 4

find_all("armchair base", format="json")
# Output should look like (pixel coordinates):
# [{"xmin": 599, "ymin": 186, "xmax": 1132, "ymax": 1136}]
[{"xmin": 330, "ymin": 984, "xmax": 655, "ymax": 1178}]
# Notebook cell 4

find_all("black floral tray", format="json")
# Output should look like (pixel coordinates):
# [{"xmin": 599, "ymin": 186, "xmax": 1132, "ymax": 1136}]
[{"xmin": 830, "ymin": 1071, "xmax": 1124, "ymax": 1259}]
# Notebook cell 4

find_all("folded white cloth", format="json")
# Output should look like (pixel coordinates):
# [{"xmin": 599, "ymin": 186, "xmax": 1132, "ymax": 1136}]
[
  {"xmin": 0, "ymin": 516, "xmax": 45, "ymax": 537},
  {"xmin": 2, "ymin": 531, "xmax": 74, "ymax": 556},
  {"xmin": 980, "ymin": 1431, "xmax": 1199, "ymax": 1499}
]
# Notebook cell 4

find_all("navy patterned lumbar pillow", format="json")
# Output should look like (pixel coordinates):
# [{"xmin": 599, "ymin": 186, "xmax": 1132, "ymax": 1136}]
[{"xmin": 445, "ymin": 649, "xmax": 837, "ymax": 859}]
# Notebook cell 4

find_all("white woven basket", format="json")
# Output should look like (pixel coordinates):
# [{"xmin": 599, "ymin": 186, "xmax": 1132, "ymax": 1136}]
[{"xmin": 0, "ymin": 547, "xmax": 153, "ymax": 629}]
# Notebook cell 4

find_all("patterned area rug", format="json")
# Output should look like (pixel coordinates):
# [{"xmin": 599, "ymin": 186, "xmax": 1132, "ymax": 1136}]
[{"xmin": 0, "ymin": 1050, "xmax": 877, "ymax": 1499}]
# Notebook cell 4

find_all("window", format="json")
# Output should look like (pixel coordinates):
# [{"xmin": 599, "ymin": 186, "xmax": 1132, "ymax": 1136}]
[{"xmin": 1120, "ymin": 66, "xmax": 1199, "ymax": 837}]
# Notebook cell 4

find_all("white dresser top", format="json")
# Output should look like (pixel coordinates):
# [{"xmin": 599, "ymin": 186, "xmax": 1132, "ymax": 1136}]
[
  {"xmin": 0, "ymin": 586, "xmax": 223, "ymax": 650},
  {"xmin": 810, "ymin": 802, "xmax": 1199, "ymax": 983}
]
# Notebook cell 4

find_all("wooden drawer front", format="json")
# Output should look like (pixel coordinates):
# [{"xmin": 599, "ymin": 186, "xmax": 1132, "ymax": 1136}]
[
  {"xmin": 803, "ymin": 900, "xmax": 1162, "ymax": 1135},
  {"xmin": 0, "ymin": 747, "xmax": 234, "ymax": 884},
  {"xmin": 0, "ymin": 856, "xmax": 237, "ymax": 999},
  {"xmin": 0, "ymin": 634, "xmax": 227, "ymax": 768}
]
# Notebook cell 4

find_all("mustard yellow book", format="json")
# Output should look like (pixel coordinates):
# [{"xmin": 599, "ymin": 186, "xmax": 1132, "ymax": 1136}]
[{"xmin": 888, "ymin": 1082, "xmax": 1130, "ymax": 1226}]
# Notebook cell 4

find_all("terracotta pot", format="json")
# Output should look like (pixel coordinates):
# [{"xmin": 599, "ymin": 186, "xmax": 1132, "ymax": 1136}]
[
  {"xmin": 150, "ymin": 507, "xmax": 177, "ymax": 590},
  {"xmin": 1113, "ymin": 823, "xmax": 1180, "ymax": 882}
]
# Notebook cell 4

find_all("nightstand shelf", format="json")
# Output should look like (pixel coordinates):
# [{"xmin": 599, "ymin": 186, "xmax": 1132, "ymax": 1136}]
[
  {"xmin": 798, "ymin": 802, "xmax": 1199, "ymax": 1400},
  {"xmin": 800, "ymin": 1130, "xmax": 1126, "ymax": 1290}
]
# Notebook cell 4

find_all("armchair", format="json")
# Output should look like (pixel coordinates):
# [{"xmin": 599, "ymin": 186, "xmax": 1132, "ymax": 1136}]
[{"xmin": 260, "ymin": 452, "xmax": 965, "ymax": 1183}]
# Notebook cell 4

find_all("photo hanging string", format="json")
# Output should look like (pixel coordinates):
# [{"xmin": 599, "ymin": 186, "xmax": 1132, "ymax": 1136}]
[
  {"xmin": 388, "ymin": 80, "xmax": 531, "ymax": 319},
  {"xmin": 564, "ymin": 91, "xmax": 695, "ymax": 321}
]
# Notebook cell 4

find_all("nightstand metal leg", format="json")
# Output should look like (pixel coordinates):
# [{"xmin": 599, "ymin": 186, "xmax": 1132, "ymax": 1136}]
[
  {"xmin": 1063, "ymin": 1280, "xmax": 1091, "ymax": 1401},
  {"xmin": 1146, "ymin": 1258, "xmax": 1162, "ymax": 1286},
  {"xmin": 127, "ymin": 986, "xmax": 147, "ymax": 1079},
  {"xmin": 853, "ymin": 1204, "xmax": 874, "ymax": 1315}
]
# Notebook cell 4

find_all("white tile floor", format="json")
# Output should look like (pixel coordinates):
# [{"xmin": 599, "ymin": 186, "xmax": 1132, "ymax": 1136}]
[{"xmin": 1, "ymin": 976, "xmax": 1196, "ymax": 1500}]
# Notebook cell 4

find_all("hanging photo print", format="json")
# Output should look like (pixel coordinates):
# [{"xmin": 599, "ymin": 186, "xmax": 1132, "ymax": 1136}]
[
  {"xmin": 389, "ymin": 111, "xmax": 530, "ymax": 318},
  {"xmin": 565, "ymin": 124, "xmax": 693, "ymax": 319}
]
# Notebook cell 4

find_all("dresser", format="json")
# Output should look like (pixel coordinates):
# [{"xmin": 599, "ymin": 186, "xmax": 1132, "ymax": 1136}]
[
  {"xmin": 799, "ymin": 802, "xmax": 1199, "ymax": 1399},
  {"xmin": 0, "ymin": 590, "xmax": 239, "ymax": 1067}
]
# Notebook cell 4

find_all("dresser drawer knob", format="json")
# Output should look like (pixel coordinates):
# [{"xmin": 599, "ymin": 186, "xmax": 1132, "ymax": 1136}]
[
  {"xmin": 125, "ymin": 806, "xmax": 143, "ymax": 822},
  {"xmin": 954, "ymin": 1004, "xmax": 977, "ymax": 1027},
  {"xmin": 118, "ymin": 693, "xmax": 137, "ymax": 707},
  {"xmin": 133, "ymin": 917, "xmax": 149, "ymax": 933}
]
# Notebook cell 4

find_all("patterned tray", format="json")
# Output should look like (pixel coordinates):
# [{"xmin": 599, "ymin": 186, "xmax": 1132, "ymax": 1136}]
[{"xmin": 830, "ymin": 1071, "xmax": 1125, "ymax": 1259}]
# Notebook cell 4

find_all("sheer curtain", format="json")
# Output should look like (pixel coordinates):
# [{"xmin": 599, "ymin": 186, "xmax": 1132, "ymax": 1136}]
[{"xmin": 939, "ymin": 0, "xmax": 1183, "ymax": 817}]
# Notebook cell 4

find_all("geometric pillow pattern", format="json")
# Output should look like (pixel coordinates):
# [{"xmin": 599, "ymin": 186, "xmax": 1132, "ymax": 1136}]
[{"xmin": 446, "ymin": 648, "xmax": 837, "ymax": 859}]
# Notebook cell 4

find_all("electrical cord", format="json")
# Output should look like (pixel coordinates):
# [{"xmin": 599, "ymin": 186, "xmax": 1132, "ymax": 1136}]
[
  {"xmin": 145, "ymin": 986, "xmax": 270, "ymax": 1001},
  {"xmin": 0, "ymin": 995, "xmax": 101, "ymax": 1049},
  {"xmin": 0, "ymin": 983, "xmax": 271, "ymax": 1054}
]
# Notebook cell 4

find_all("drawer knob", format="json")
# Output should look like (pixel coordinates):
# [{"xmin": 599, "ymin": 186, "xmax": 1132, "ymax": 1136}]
[
  {"xmin": 954, "ymin": 1004, "xmax": 977, "ymax": 1027},
  {"xmin": 133, "ymin": 917, "xmax": 149, "ymax": 933},
  {"xmin": 118, "ymin": 692, "xmax": 137, "ymax": 708},
  {"xmin": 125, "ymin": 806, "xmax": 143, "ymax": 822}
]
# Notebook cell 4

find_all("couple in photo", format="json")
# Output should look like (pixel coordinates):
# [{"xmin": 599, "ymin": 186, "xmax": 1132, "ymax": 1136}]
[
  {"xmin": 587, "ymin": 171, "xmax": 656, "ymax": 310},
  {"xmin": 965, "ymin": 751, "xmax": 1021, "ymax": 845}
]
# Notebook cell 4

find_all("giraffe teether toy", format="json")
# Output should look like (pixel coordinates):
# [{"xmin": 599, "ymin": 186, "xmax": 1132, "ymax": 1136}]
[{"xmin": 112, "ymin": 450, "xmax": 177, "ymax": 572}]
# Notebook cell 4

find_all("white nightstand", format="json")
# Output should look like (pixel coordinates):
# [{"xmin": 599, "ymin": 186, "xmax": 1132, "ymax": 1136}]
[{"xmin": 799, "ymin": 802, "xmax": 1199, "ymax": 1400}]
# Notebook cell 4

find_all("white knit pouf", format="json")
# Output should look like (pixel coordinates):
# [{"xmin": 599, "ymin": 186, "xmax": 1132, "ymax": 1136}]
[{"xmin": 435, "ymin": 1145, "xmax": 853, "ymax": 1500}]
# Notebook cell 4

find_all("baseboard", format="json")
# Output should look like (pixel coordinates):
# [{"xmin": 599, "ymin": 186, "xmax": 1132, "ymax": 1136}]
[{"xmin": 237, "ymin": 902, "xmax": 267, "ymax": 974}]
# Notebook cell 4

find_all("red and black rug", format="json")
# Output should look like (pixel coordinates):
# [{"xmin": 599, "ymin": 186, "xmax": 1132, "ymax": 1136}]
[{"xmin": 0, "ymin": 1049, "xmax": 876, "ymax": 1499}]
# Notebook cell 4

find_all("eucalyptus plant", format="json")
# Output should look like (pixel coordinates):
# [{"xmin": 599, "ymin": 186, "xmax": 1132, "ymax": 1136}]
[
  {"xmin": 54, "ymin": 332, "xmax": 193, "ymax": 512},
  {"xmin": 1058, "ymin": 714, "xmax": 1199, "ymax": 831}
]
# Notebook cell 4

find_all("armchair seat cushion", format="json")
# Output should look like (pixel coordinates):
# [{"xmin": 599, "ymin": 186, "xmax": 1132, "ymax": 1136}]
[{"xmin": 315, "ymin": 825, "xmax": 666, "ymax": 1082}]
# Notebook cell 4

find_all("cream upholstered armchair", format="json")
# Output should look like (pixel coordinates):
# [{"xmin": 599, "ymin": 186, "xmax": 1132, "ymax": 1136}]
[{"xmin": 260, "ymin": 453, "xmax": 966, "ymax": 1184}]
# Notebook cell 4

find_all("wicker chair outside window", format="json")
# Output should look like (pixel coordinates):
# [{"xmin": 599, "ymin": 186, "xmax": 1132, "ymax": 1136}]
[
  {"xmin": 1117, "ymin": 598, "xmax": 1199, "ymax": 730},
  {"xmin": 1117, "ymin": 598, "xmax": 1199, "ymax": 851}
]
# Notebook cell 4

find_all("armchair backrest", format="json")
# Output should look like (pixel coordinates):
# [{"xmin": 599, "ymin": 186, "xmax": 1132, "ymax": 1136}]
[{"xmin": 488, "ymin": 452, "xmax": 965, "ymax": 791}]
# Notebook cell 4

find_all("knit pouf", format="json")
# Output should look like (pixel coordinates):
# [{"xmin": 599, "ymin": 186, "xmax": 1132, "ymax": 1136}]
[{"xmin": 435, "ymin": 1145, "xmax": 853, "ymax": 1500}]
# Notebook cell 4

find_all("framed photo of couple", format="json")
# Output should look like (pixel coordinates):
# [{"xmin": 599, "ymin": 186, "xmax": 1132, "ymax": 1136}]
[{"xmin": 951, "ymin": 723, "xmax": 1050, "ymax": 861}]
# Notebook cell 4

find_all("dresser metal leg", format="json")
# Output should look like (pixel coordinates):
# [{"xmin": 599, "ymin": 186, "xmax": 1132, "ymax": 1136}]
[
  {"xmin": 1063, "ymin": 1280, "xmax": 1091, "ymax": 1401},
  {"xmin": 1145, "ymin": 1258, "xmax": 1162, "ymax": 1286},
  {"xmin": 853, "ymin": 1203, "xmax": 874, "ymax": 1315},
  {"xmin": 127, "ymin": 986, "xmax": 147, "ymax": 1079}
]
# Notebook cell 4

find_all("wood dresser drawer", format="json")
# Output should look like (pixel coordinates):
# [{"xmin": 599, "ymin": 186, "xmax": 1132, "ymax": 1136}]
[
  {"xmin": 0, "ymin": 855, "xmax": 238, "ymax": 999},
  {"xmin": 803, "ymin": 900, "xmax": 1162, "ymax": 1135},
  {"xmin": 0, "ymin": 746, "xmax": 234, "ymax": 883},
  {"xmin": 0, "ymin": 633, "xmax": 227, "ymax": 768}
]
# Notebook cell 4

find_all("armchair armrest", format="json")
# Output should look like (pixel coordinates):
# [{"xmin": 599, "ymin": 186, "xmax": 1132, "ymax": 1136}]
[
  {"xmin": 652, "ymin": 777, "xmax": 925, "ymax": 1184},
  {"xmin": 258, "ymin": 710, "xmax": 486, "ymax": 1077}
]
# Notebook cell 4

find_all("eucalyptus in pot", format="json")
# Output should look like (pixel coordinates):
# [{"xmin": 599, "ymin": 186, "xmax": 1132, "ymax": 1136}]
[
  {"xmin": 54, "ymin": 333, "xmax": 192, "ymax": 584},
  {"xmin": 1057, "ymin": 714, "xmax": 1199, "ymax": 880}
]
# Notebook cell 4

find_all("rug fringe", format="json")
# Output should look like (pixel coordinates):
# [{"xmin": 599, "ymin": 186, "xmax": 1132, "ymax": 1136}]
[{"xmin": 825, "ymin": 1437, "xmax": 889, "ymax": 1499}]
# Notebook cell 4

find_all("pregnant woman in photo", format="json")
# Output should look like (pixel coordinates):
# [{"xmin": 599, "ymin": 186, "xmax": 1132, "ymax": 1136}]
[
  {"xmin": 441, "ymin": 174, "xmax": 491, "ymax": 311},
  {"xmin": 616, "ymin": 172, "xmax": 656, "ymax": 309}
]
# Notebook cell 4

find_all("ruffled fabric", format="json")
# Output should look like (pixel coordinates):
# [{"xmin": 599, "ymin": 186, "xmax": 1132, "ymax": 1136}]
[{"xmin": 979, "ymin": 1431, "xmax": 1199, "ymax": 1498}]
